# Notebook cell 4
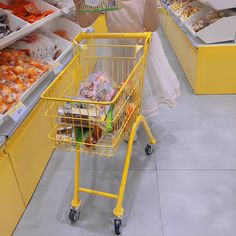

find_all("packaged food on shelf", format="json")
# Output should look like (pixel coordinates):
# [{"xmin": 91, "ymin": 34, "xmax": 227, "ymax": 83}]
[
  {"xmin": 206, "ymin": 10, "xmax": 227, "ymax": 23},
  {"xmin": 0, "ymin": 9, "xmax": 27, "ymax": 43},
  {"xmin": 197, "ymin": 0, "xmax": 236, "ymax": 11},
  {"xmin": 0, "ymin": 48, "xmax": 49, "ymax": 114},
  {"xmin": 0, "ymin": 0, "xmax": 55, "ymax": 23},
  {"xmin": 191, "ymin": 10, "xmax": 228, "ymax": 32},
  {"xmin": 177, "ymin": 4, "xmax": 200, "ymax": 21},
  {"xmin": 53, "ymin": 30, "xmax": 70, "ymax": 41},
  {"xmin": 184, "ymin": 6, "xmax": 236, "ymax": 44},
  {"xmin": 10, "ymin": 32, "xmax": 64, "ymax": 61},
  {"xmin": 0, "ymin": 13, "xmax": 14, "ymax": 39},
  {"xmin": 170, "ymin": 0, "xmax": 194, "ymax": 12},
  {"xmin": 191, "ymin": 17, "xmax": 207, "ymax": 32},
  {"xmin": 0, "ymin": 1, "xmax": 60, "ymax": 51},
  {"xmin": 161, "ymin": 0, "xmax": 175, "ymax": 7}
]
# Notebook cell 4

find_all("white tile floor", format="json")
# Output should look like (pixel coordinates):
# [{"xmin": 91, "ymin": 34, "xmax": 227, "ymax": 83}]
[{"xmin": 14, "ymin": 29, "xmax": 236, "ymax": 236}]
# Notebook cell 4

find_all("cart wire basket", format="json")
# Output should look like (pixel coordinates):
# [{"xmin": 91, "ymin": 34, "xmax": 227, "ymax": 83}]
[
  {"xmin": 41, "ymin": 32, "xmax": 156, "ymax": 235},
  {"xmin": 78, "ymin": 0, "xmax": 120, "ymax": 12}
]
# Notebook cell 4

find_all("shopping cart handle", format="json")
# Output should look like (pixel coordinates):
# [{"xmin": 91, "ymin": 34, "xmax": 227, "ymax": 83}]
[{"xmin": 74, "ymin": 32, "xmax": 152, "ymax": 43}]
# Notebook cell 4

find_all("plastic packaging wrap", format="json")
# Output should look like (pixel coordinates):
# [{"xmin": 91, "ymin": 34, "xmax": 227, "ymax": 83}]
[{"xmin": 11, "ymin": 32, "xmax": 62, "ymax": 61}]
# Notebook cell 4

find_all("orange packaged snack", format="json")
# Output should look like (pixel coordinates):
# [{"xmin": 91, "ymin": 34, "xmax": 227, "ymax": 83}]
[
  {"xmin": 0, "ymin": 49, "xmax": 49, "ymax": 114},
  {"xmin": 0, "ymin": 0, "xmax": 55, "ymax": 23},
  {"xmin": 53, "ymin": 30, "xmax": 70, "ymax": 41}
]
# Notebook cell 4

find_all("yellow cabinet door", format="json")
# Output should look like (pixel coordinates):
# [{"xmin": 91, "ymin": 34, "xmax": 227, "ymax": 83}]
[
  {"xmin": 0, "ymin": 150, "xmax": 25, "ymax": 236},
  {"xmin": 5, "ymin": 100, "xmax": 53, "ymax": 205}
]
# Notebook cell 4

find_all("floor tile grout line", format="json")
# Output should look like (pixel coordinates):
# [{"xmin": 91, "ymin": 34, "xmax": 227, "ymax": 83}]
[
  {"xmin": 44, "ymin": 167, "xmax": 236, "ymax": 171},
  {"xmin": 44, "ymin": 163, "xmax": 236, "ymax": 171},
  {"xmin": 156, "ymin": 169, "xmax": 236, "ymax": 172},
  {"xmin": 45, "ymin": 168, "xmax": 158, "ymax": 171},
  {"xmin": 155, "ymin": 168, "xmax": 165, "ymax": 236}
]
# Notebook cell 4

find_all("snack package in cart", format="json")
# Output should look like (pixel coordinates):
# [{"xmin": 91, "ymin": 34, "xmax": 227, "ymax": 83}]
[
  {"xmin": 78, "ymin": 71, "xmax": 115, "ymax": 109},
  {"xmin": 59, "ymin": 72, "xmax": 116, "ymax": 125},
  {"xmin": 80, "ymin": 72, "xmax": 116, "ymax": 133},
  {"xmin": 58, "ymin": 72, "xmax": 116, "ymax": 147}
]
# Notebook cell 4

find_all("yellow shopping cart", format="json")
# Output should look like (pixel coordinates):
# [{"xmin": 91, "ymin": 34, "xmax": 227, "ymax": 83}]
[{"xmin": 41, "ymin": 32, "xmax": 156, "ymax": 235}]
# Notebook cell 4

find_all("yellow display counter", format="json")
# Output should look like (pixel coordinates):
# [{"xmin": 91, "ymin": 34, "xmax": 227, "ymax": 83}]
[
  {"xmin": 159, "ymin": 7, "xmax": 236, "ymax": 94},
  {"xmin": 0, "ymin": 99, "xmax": 53, "ymax": 235},
  {"xmin": 0, "ymin": 147, "xmax": 25, "ymax": 236},
  {"xmin": 5, "ymin": 100, "xmax": 53, "ymax": 206}
]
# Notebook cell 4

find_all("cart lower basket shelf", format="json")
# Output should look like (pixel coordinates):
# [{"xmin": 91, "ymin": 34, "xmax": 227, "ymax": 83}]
[{"xmin": 41, "ymin": 32, "xmax": 156, "ymax": 235}]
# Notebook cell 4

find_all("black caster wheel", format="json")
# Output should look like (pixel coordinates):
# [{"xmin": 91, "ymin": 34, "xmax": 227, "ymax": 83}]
[
  {"xmin": 114, "ymin": 219, "xmax": 122, "ymax": 235},
  {"xmin": 145, "ymin": 144, "xmax": 155, "ymax": 156},
  {"xmin": 69, "ymin": 209, "xmax": 80, "ymax": 223}
]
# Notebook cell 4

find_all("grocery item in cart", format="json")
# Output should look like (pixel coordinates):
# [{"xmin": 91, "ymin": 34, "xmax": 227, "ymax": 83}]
[
  {"xmin": 0, "ymin": 1, "xmax": 55, "ymax": 23},
  {"xmin": 0, "ymin": 49, "xmax": 49, "ymax": 114},
  {"xmin": 57, "ymin": 72, "xmax": 116, "ymax": 146},
  {"xmin": 58, "ymin": 72, "xmax": 116, "ymax": 119},
  {"xmin": 76, "ymin": 125, "xmax": 103, "ymax": 148},
  {"xmin": 78, "ymin": 72, "xmax": 115, "ymax": 104},
  {"xmin": 66, "ymin": 73, "xmax": 114, "ymax": 114},
  {"xmin": 11, "ymin": 32, "xmax": 62, "ymax": 61},
  {"xmin": 56, "ymin": 126, "xmax": 73, "ymax": 141},
  {"xmin": 191, "ymin": 10, "xmax": 228, "ymax": 32}
]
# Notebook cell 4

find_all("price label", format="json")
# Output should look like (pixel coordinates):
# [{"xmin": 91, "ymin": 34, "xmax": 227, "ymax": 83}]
[
  {"xmin": 53, "ymin": 61, "xmax": 63, "ymax": 75},
  {"xmin": 9, "ymin": 102, "xmax": 27, "ymax": 122}
]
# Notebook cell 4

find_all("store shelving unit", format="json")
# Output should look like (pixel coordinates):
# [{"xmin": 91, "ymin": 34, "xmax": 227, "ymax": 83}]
[
  {"xmin": 0, "ymin": 2, "xmax": 91, "ymax": 235},
  {"xmin": 0, "ymin": 2, "xmax": 94, "ymax": 137},
  {"xmin": 159, "ymin": 0, "xmax": 236, "ymax": 94},
  {"xmin": 0, "ymin": 0, "xmax": 68, "ymax": 50}
]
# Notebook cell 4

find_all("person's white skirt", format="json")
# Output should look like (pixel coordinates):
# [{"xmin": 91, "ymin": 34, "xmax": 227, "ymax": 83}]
[{"xmin": 142, "ymin": 31, "xmax": 180, "ymax": 118}]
